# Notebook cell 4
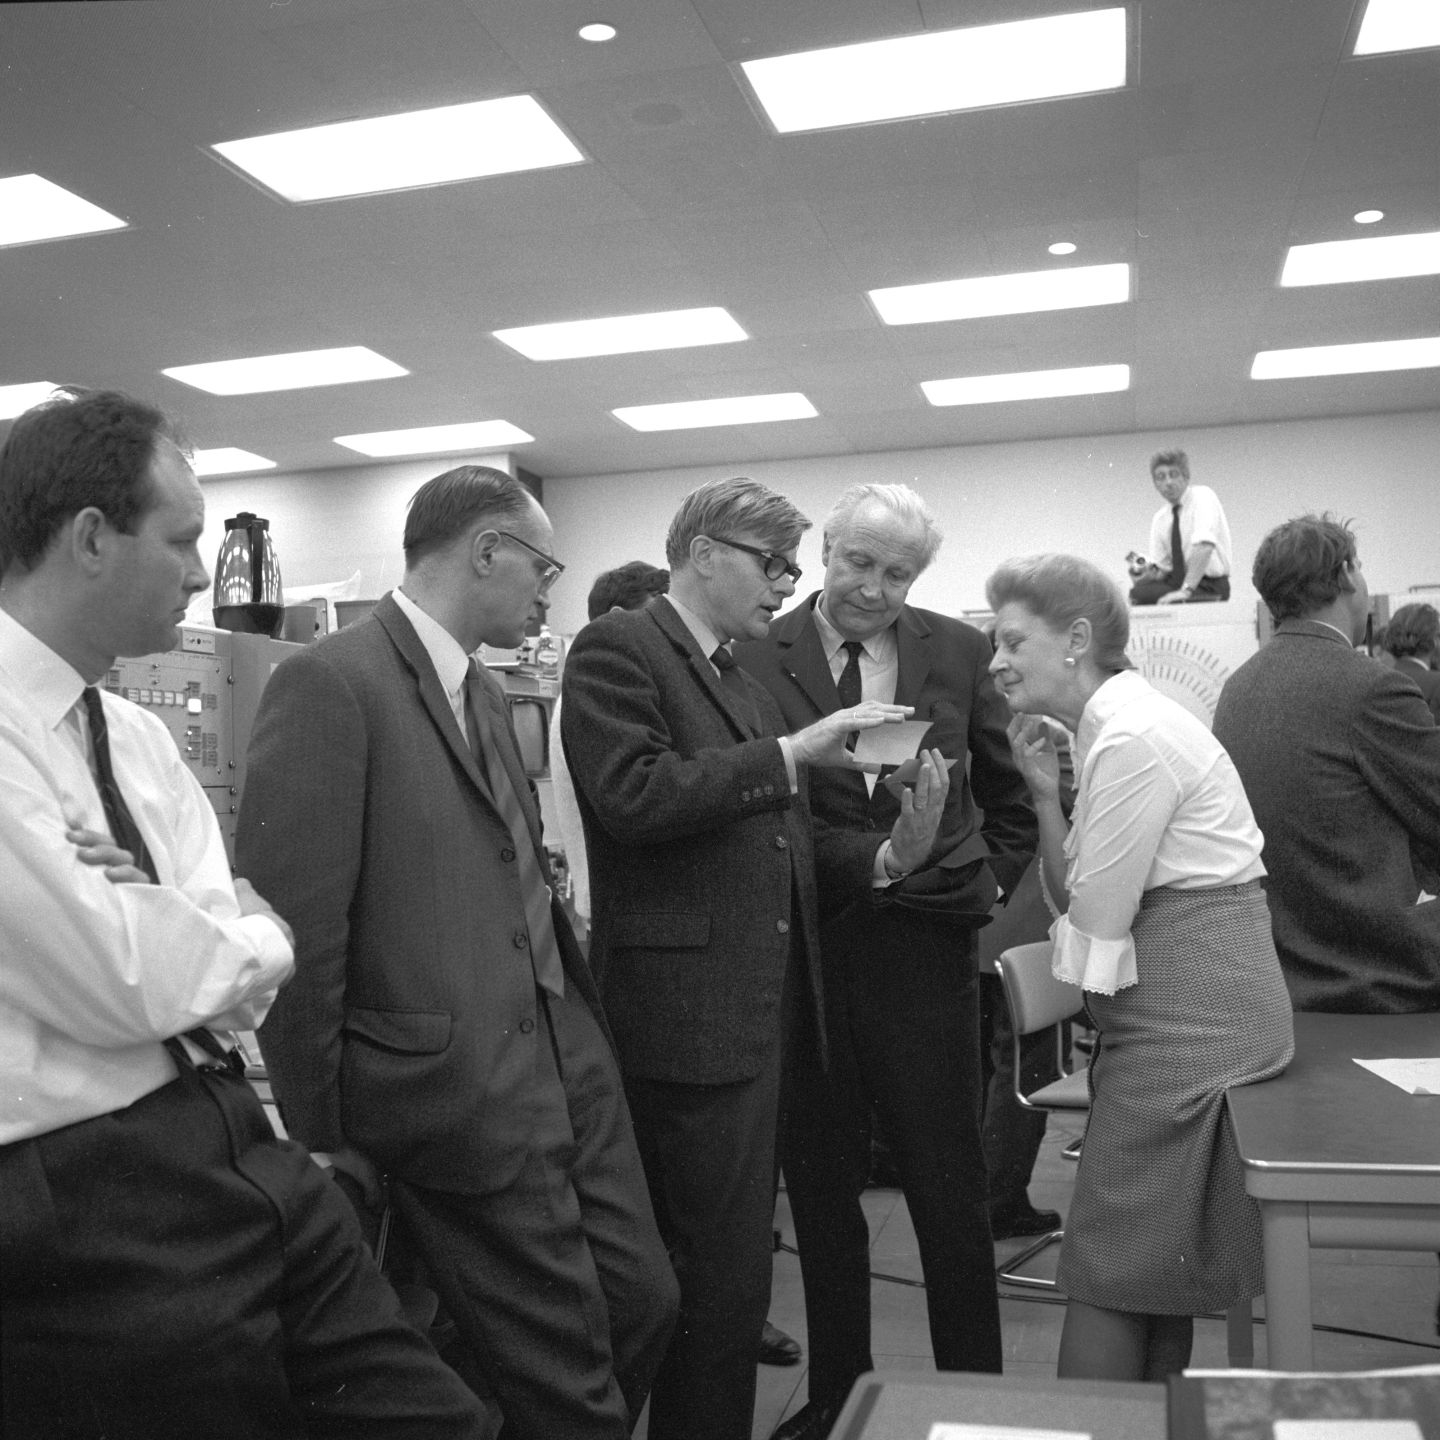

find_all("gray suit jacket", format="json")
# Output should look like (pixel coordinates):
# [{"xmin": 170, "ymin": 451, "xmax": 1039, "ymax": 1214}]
[
  {"xmin": 236, "ymin": 592, "xmax": 606, "ymax": 1193},
  {"xmin": 561, "ymin": 598, "xmax": 824, "ymax": 1085},
  {"xmin": 1213, "ymin": 619, "xmax": 1440, "ymax": 1013}
]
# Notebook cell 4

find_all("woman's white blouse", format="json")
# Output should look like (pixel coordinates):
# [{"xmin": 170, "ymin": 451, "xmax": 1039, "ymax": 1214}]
[{"xmin": 1049, "ymin": 670, "xmax": 1266, "ymax": 995}]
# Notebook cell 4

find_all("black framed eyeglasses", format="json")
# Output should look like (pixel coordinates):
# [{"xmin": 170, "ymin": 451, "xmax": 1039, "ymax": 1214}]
[
  {"xmin": 497, "ymin": 532, "xmax": 565, "ymax": 593},
  {"xmin": 709, "ymin": 536, "xmax": 802, "ymax": 584}
]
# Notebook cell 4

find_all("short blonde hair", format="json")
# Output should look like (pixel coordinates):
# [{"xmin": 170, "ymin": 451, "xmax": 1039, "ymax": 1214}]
[{"xmin": 985, "ymin": 554, "xmax": 1131, "ymax": 673}]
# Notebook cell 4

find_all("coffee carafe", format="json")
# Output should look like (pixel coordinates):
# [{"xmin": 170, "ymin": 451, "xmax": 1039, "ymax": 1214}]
[{"xmin": 213, "ymin": 512, "xmax": 285, "ymax": 637}]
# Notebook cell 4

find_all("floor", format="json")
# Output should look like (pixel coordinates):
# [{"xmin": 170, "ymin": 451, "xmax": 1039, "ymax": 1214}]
[{"xmin": 733, "ymin": 1108, "xmax": 1440, "ymax": 1439}]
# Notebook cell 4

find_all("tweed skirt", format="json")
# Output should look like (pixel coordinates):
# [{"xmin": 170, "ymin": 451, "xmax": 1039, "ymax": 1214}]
[{"xmin": 1056, "ymin": 880, "xmax": 1294, "ymax": 1314}]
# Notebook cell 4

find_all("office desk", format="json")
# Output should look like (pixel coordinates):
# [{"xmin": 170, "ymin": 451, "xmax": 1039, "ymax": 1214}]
[
  {"xmin": 1227, "ymin": 1011, "xmax": 1440, "ymax": 1370},
  {"xmin": 830, "ymin": 1370, "xmax": 1164, "ymax": 1440}
]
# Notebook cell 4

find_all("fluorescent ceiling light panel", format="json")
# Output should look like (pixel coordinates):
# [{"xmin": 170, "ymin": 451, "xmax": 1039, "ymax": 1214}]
[
  {"xmin": 1353, "ymin": 0, "xmax": 1440, "ymax": 54},
  {"xmin": 494, "ymin": 307, "xmax": 747, "ymax": 361},
  {"xmin": 612, "ymin": 393, "xmax": 817, "ymax": 432},
  {"xmin": 922, "ymin": 363, "xmax": 1130, "ymax": 406},
  {"xmin": 163, "ymin": 347, "xmax": 407, "ymax": 396},
  {"xmin": 0, "ymin": 174, "xmax": 126, "ymax": 248},
  {"xmin": 212, "ymin": 96, "xmax": 584, "ymax": 203},
  {"xmin": 0, "ymin": 381, "xmax": 61, "ymax": 420},
  {"xmin": 741, "ymin": 7, "xmax": 1126, "ymax": 134},
  {"xmin": 1280, "ymin": 229, "xmax": 1440, "ymax": 286},
  {"xmin": 191, "ymin": 448, "xmax": 277, "ymax": 477},
  {"xmin": 870, "ymin": 262, "xmax": 1129, "ymax": 325},
  {"xmin": 1251, "ymin": 336, "xmax": 1440, "ymax": 380},
  {"xmin": 335, "ymin": 420, "xmax": 535, "ymax": 457}
]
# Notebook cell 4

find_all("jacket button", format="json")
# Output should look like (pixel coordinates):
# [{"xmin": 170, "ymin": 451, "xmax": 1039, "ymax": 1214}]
[
  {"xmin": 763, "ymin": 784, "xmax": 774, "ymax": 795},
  {"xmin": 776, "ymin": 919, "xmax": 790, "ymax": 934},
  {"xmin": 741, "ymin": 789, "xmax": 751, "ymax": 801},
  {"xmin": 519, "ymin": 1017, "xmax": 535, "ymax": 1035},
  {"xmin": 501, "ymin": 847, "xmax": 516, "ymax": 862},
  {"xmin": 513, "ymin": 931, "xmax": 528, "ymax": 949},
  {"xmin": 865, "ymin": 819, "xmax": 877, "ymax": 831},
  {"xmin": 774, "ymin": 835, "xmax": 789, "ymax": 850}
]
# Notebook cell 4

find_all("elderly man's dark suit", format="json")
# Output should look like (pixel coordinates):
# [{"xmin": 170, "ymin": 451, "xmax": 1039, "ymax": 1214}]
[
  {"xmin": 562, "ymin": 597, "xmax": 835, "ymax": 1440},
  {"xmin": 735, "ymin": 596, "xmax": 1036, "ymax": 1402},
  {"xmin": 236, "ymin": 593, "xmax": 676, "ymax": 1440},
  {"xmin": 1213, "ymin": 619, "xmax": 1440, "ymax": 1013}
]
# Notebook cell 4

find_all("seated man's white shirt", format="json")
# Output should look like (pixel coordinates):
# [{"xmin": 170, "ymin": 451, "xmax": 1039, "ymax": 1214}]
[{"xmin": 1146, "ymin": 484, "xmax": 1232, "ymax": 579}]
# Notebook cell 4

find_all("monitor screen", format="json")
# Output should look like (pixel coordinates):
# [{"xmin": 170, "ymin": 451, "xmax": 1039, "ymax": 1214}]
[{"xmin": 507, "ymin": 696, "xmax": 550, "ymax": 778}]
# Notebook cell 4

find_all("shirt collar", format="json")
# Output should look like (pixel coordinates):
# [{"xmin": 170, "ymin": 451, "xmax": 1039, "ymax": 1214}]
[
  {"xmin": 391, "ymin": 586, "xmax": 473, "ymax": 698},
  {"xmin": 664, "ymin": 593, "xmax": 724, "ymax": 666},
  {"xmin": 0, "ymin": 606, "xmax": 89, "ymax": 731},
  {"xmin": 1074, "ymin": 668, "xmax": 1150, "ymax": 769},
  {"xmin": 812, "ymin": 596, "xmax": 894, "ymax": 664}
]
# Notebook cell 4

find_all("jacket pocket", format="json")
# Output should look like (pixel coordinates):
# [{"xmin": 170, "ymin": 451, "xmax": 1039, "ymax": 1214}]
[
  {"xmin": 610, "ymin": 911, "xmax": 711, "ymax": 949},
  {"xmin": 343, "ymin": 1007, "xmax": 452, "ymax": 1054}
]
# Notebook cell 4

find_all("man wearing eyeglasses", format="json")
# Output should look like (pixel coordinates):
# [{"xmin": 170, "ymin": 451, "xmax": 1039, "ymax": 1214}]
[
  {"xmin": 734, "ymin": 484, "xmax": 1037, "ymax": 1440},
  {"xmin": 562, "ymin": 477, "xmax": 948, "ymax": 1440},
  {"xmin": 237, "ymin": 466, "xmax": 679, "ymax": 1440}
]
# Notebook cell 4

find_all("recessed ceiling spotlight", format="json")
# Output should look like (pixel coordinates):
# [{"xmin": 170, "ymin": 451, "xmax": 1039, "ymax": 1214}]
[
  {"xmin": 1048, "ymin": 241, "xmax": 1077, "ymax": 256},
  {"xmin": 578, "ymin": 23, "xmax": 617, "ymax": 42},
  {"xmin": 1354, "ymin": 209, "xmax": 1384, "ymax": 224}
]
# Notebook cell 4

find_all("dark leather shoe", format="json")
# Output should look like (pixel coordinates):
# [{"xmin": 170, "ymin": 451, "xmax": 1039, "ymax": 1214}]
[
  {"xmin": 758, "ymin": 1319, "xmax": 802, "ymax": 1366},
  {"xmin": 770, "ymin": 1398, "xmax": 843, "ymax": 1440},
  {"xmin": 989, "ymin": 1204, "xmax": 1062, "ymax": 1241}
]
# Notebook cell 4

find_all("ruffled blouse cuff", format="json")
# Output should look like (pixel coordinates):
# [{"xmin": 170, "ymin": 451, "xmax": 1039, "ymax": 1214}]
[{"xmin": 1049, "ymin": 913, "xmax": 1139, "ymax": 996}]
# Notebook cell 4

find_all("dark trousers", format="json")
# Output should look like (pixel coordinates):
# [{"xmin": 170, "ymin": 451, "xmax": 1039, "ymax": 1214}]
[
  {"xmin": 782, "ymin": 908, "xmax": 1001, "ymax": 1406},
  {"xmin": 1128, "ymin": 573, "xmax": 1231, "ymax": 605},
  {"xmin": 392, "ymin": 986, "xmax": 678, "ymax": 1440},
  {"xmin": 622, "ymin": 1014, "xmax": 785, "ymax": 1440},
  {"xmin": 0, "ymin": 1062, "xmax": 492, "ymax": 1440},
  {"xmin": 978, "ymin": 973, "xmax": 1060, "ymax": 1210}
]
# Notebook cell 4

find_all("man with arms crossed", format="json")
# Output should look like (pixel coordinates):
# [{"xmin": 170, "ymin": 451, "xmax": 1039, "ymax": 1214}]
[
  {"xmin": 0, "ymin": 389, "xmax": 491, "ymax": 1438},
  {"xmin": 736, "ymin": 483, "xmax": 1037, "ymax": 1440},
  {"xmin": 237, "ymin": 466, "xmax": 678, "ymax": 1440},
  {"xmin": 562, "ymin": 477, "xmax": 947, "ymax": 1440},
  {"xmin": 1213, "ymin": 514, "xmax": 1440, "ymax": 1013}
]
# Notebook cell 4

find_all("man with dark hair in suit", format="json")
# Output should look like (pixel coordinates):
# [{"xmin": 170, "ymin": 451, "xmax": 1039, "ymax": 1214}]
[
  {"xmin": 1, "ymin": 389, "xmax": 493, "ymax": 1438},
  {"xmin": 1213, "ymin": 513, "xmax": 1440, "ymax": 1013},
  {"xmin": 735, "ymin": 482, "xmax": 1037, "ymax": 1440},
  {"xmin": 587, "ymin": 560, "xmax": 670, "ymax": 621},
  {"xmin": 562, "ymin": 477, "xmax": 948, "ymax": 1440},
  {"xmin": 236, "ymin": 466, "xmax": 679, "ymax": 1440}
]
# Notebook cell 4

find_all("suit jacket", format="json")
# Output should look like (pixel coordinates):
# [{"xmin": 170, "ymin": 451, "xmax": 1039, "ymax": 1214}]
[
  {"xmin": 734, "ymin": 596, "xmax": 1036, "ymax": 928},
  {"xmin": 1213, "ymin": 619, "xmax": 1440, "ymax": 1013},
  {"xmin": 561, "ymin": 598, "xmax": 823, "ymax": 1086},
  {"xmin": 235, "ymin": 593, "xmax": 606, "ymax": 1193},
  {"xmin": 1394, "ymin": 656, "xmax": 1440, "ymax": 724}
]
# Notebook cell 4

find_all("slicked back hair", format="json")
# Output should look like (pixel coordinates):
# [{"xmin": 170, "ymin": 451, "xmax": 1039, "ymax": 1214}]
[
  {"xmin": 403, "ymin": 465, "xmax": 538, "ymax": 566},
  {"xmin": 587, "ymin": 561, "xmax": 669, "ymax": 620},
  {"xmin": 1381, "ymin": 602, "xmax": 1439, "ymax": 661},
  {"xmin": 1150, "ymin": 448, "xmax": 1189, "ymax": 479},
  {"xmin": 1251, "ymin": 513, "xmax": 1358, "ymax": 623},
  {"xmin": 665, "ymin": 476, "xmax": 809, "ymax": 569},
  {"xmin": 0, "ymin": 386, "xmax": 182, "ymax": 571},
  {"xmin": 986, "ymin": 553, "xmax": 1131, "ymax": 674},
  {"xmin": 823, "ymin": 482, "xmax": 942, "ymax": 571}
]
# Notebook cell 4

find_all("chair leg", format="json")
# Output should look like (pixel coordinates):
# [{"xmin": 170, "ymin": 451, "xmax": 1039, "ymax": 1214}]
[
  {"xmin": 996, "ymin": 1228, "xmax": 1065, "ymax": 1290},
  {"xmin": 1225, "ymin": 1299, "xmax": 1253, "ymax": 1367}
]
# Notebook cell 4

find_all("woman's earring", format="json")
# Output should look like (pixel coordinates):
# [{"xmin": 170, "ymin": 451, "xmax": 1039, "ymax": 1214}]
[{"xmin": 1063, "ymin": 656, "xmax": 1077, "ymax": 668}]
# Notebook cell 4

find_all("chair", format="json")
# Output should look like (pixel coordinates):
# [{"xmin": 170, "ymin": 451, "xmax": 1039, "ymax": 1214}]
[
  {"xmin": 990, "ymin": 941, "xmax": 1255, "ymax": 1366},
  {"xmin": 991, "ymin": 942, "xmax": 1088, "ymax": 1291}
]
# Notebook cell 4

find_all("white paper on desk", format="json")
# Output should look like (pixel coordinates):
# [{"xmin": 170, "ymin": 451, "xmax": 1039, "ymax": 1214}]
[
  {"xmin": 1275, "ymin": 1422, "xmax": 1421, "ymax": 1440},
  {"xmin": 1353, "ymin": 1057, "xmax": 1440, "ymax": 1095},
  {"xmin": 929, "ymin": 1427, "xmax": 1089, "ymax": 1440},
  {"xmin": 852, "ymin": 719, "xmax": 934, "ymax": 767}
]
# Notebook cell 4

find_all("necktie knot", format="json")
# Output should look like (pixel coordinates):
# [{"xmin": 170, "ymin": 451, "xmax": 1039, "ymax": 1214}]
[{"xmin": 710, "ymin": 644, "xmax": 736, "ymax": 672}]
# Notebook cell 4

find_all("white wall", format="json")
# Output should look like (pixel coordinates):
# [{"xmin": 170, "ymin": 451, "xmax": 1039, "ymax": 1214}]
[{"xmin": 194, "ymin": 413, "xmax": 1440, "ymax": 640}]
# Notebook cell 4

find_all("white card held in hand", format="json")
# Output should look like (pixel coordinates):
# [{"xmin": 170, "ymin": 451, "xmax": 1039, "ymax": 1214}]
[{"xmin": 851, "ymin": 719, "xmax": 934, "ymax": 768}]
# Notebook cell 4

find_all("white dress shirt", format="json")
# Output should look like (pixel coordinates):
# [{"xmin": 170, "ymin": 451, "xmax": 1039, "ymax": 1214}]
[
  {"xmin": 0, "ymin": 607, "xmax": 292, "ymax": 1143},
  {"xmin": 1146, "ymin": 483, "xmax": 1232, "ymax": 578},
  {"xmin": 392, "ymin": 585, "xmax": 472, "ymax": 735},
  {"xmin": 1051, "ymin": 669, "xmax": 1265, "ymax": 995}
]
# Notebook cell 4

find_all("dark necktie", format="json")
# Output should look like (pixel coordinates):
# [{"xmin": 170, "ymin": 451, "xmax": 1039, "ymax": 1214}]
[
  {"xmin": 710, "ymin": 645, "xmax": 759, "ymax": 731},
  {"xmin": 1169, "ymin": 504, "xmax": 1185, "ymax": 587},
  {"xmin": 465, "ymin": 663, "xmax": 565, "ymax": 998},
  {"xmin": 81, "ymin": 687, "xmax": 237, "ymax": 1071},
  {"xmin": 836, "ymin": 640, "xmax": 865, "ymax": 750}
]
